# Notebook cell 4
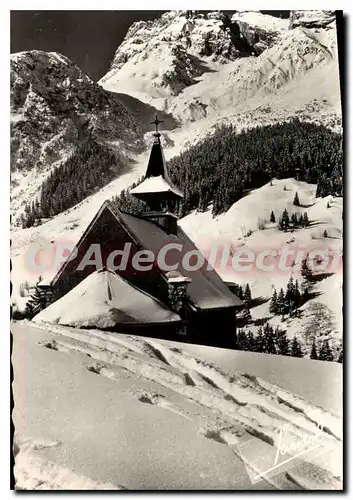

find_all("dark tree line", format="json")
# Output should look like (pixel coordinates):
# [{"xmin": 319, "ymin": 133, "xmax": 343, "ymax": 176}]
[
  {"xmin": 110, "ymin": 178, "xmax": 147, "ymax": 216},
  {"xmin": 232, "ymin": 283, "xmax": 252, "ymax": 324},
  {"xmin": 269, "ymin": 256, "xmax": 315, "ymax": 319},
  {"xmin": 21, "ymin": 119, "xmax": 342, "ymax": 227},
  {"xmin": 236, "ymin": 324, "xmax": 303, "ymax": 357},
  {"xmin": 310, "ymin": 338, "xmax": 340, "ymax": 362},
  {"xmin": 166, "ymin": 119, "xmax": 342, "ymax": 216},
  {"xmin": 21, "ymin": 140, "xmax": 125, "ymax": 228},
  {"xmin": 277, "ymin": 209, "xmax": 309, "ymax": 231},
  {"xmin": 24, "ymin": 276, "xmax": 47, "ymax": 318},
  {"xmin": 237, "ymin": 324, "xmax": 341, "ymax": 362},
  {"xmin": 112, "ymin": 119, "xmax": 342, "ymax": 219}
]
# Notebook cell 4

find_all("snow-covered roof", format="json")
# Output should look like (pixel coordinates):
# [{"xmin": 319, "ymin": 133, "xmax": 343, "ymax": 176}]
[
  {"xmin": 130, "ymin": 175, "xmax": 183, "ymax": 198},
  {"xmin": 34, "ymin": 269, "xmax": 181, "ymax": 329},
  {"xmin": 131, "ymin": 135, "xmax": 183, "ymax": 200},
  {"xmin": 117, "ymin": 208, "xmax": 243, "ymax": 310},
  {"xmin": 51, "ymin": 201, "xmax": 242, "ymax": 311}
]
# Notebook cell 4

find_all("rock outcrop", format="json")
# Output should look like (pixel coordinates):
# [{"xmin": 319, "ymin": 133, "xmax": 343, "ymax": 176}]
[{"xmin": 289, "ymin": 10, "xmax": 336, "ymax": 29}]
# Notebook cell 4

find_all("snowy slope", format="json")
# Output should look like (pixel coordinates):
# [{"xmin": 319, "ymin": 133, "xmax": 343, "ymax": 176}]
[
  {"xmin": 33, "ymin": 269, "xmax": 180, "ymax": 328},
  {"xmin": 180, "ymin": 178, "xmax": 343, "ymax": 348},
  {"xmin": 100, "ymin": 10, "xmax": 340, "ymax": 133},
  {"xmin": 11, "ymin": 177, "xmax": 343, "ymax": 352},
  {"xmin": 12, "ymin": 321, "xmax": 343, "ymax": 490},
  {"xmin": 11, "ymin": 11, "xmax": 342, "ymax": 350},
  {"xmin": 10, "ymin": 50, "xmax": 144, "ymax": 225}
]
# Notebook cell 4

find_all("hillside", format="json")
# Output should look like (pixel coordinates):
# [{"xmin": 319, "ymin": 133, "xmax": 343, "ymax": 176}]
[
  {"xmin": 11, "ymin": 10, "xmax": 343, "ymax": 355},
  {"xmin": 10, "ymin": 50, "xmax": 145, "ymax": 225},
  {"xmin": 12, "ymin": 321, "xmax": 342, "ymax": 490},
  {"xmin": 100, "ymin": 10, "xmax": 340, "ymax": 134},
  {"xmin": 180, "ymin": 178, "xmax": 343, "ymax": 350}
]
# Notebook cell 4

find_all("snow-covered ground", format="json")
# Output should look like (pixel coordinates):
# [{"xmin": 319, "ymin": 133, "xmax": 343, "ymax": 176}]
[
  {"xmin": 12, "ymin": 321, "xmax": 342, "ymax": 490},
  {"xmin": 11, "ymin": 177, "xmax": 343, "ymax": 350},
  {"xmin": 180, "ymin": 178, "xmax": 343, "ymax": 345}
]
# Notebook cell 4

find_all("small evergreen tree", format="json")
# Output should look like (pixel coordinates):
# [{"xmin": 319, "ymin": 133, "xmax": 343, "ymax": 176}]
[
  {"xmin": 275, "ymin": 327, "xmax": 290, "ymax": 355},
  {"xmin": 310, "ymin": 339, "xmax": 318, "ymax": 360},
  {"xmin": 327, "ymin": 201, "xmax": 330, "ymax": 209},
  {"xmin": 338, "ymin": 347, "xmax": 343, "ymax": 363},
  {"xmin": 263, "ymin": 323, "xmax": 277, "ymax": 354},
  {"xmin": 294, "ymin": 280, "xmax": 301, "ymax": 309},
  {"xmin": 247, "ymin": 331, "xmax": 255, "ymax": 351},
  {"xmin": 237, "ymin": 329, "xmax": 248, "ymax": 350},
  {"xmin": 290, "ymin": 336, "xmax": 304, "ymax": 358},
  {"xmin": 323, "ymin": 229, "xmax": 328, "ymax": 238},
  {"xmin": 243, "ymin": 306, "xmax": 252, "ymax": 324},
  {"xmin": 303, "ymin": 212, "xmax": 309, "ymax": 227},
  {"xmin": 24, "ymin": 276, "xmax": 45, "ymax": 319},
  {"xmin": 270, "ymin": 210, "xmax": 276, "ymax": 223},
  {"xmin": 318, "ymin": 339, "xmax": 334, "ymax": 362},
  {"xmin": 291, "ymin": 213, "xmax": 298, "ymax": 227},
  {"xmin": 293, "ymin": 191, "xmax": 300, "ymax": 206},
  {"xmin": 269, "ymin": 289, "xmax": 278, "ymax": 314},
  {"xmin": 281, "ymin": 209, "xmax": 290, "ymax": 231},
  {"xmin": 255, "ymin": 327, "xmax": 265, "ymax": 353},
  {"xmin": 285, "ymin": 276, "xmax": 296, "ymax": 315},
  {"xmin": 301, "ymin": 257, "xmax": 313, "ymax": 281},
  {"xmin": 244, "ymin": 283, "xmax": 252, "ymax": 306},
  {"xmin": 277, "ymin": 288, "xmax": 286, "ymax": 318}
]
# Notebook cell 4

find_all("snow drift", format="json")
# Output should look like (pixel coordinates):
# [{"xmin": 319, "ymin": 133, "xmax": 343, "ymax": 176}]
[{"xmin": 33, "ymin": 269, "xmax": 180, "ymax": 329}]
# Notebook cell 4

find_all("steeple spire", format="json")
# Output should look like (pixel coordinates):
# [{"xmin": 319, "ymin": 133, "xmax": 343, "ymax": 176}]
[{"xmin": 130, "ymin": 115, "xmax": 183, "ymax": 208}]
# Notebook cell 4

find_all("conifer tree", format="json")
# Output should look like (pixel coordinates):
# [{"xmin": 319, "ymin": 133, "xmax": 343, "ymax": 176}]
[
  {"xmin": 338, "ymin": 347, "xmax": 343, "ymax": 363},
  {"xmin": 269, "ymin": 289, "xmax": 278, "ymax": 314},
  {"xmin": 243, "ymin": 306, "xmax": 252, "ymax": 325},
  {"xmin": 263, "ymin": 323, "xmax": 277, "ymax": 354},
  {"xmin": 294, "ymin": 279, "xmax": 301, "ymax": 309},
  {"xmin": 298, "ymin": 213, "xmax": 304, "ymax": 227},
  {"xmin": 247, "ymin": 331, "xmax": 255, "ymax": 351},
  {"xmin": 244, "ymin": 283, "xmax": 252, "ymax": 306},
  {"xmin": 278, "ymin": 215, "xmax": 284, "ymax": 231},
  {"xmin": 303, "ymin": 212, "xmax": 309, "ymax": 227},
  {"xmin": 237, "ymin": 329, "xmax": 248, "ymax": 351},
  {"xmin": 318, "ymin": 339, "xmax": 334, "ymax": 361},
  {"xmin": 291, "ymin": 213, "xmax": 298, "ymax": 227},
  {"xmin": 285, "ymin": 276, "xmax": 296, "ymax": 315},
  {"xmin": 290, "ymin": 336, "xmax": 304, "ymax": 358},
  {"xmin": 256, "ymin": 327, "xmax": 265, "ymax": 353},
  {"xmin": 270, "ymin": 210, "xmax": 276, "ymax": 223},
  {"xmin": 24, "ymin": 276, "xmax": 45, "ymax": 319},
  {"xmin": 275, "ymin": 327, "xmax": 290, "ymax": 355},
  {"xmin": 281, "ymin": 208, "xmax": 290, "ymax": 231},
  {"xmin": 301, "ymin": 257, "xmax": 313, "ymax": 281},
  {"xmin": 293, "ymin": 191, "xmax": 300, "ymax": 206},
  {"xmin": 310, "ymin": 339, "xmax": 318, "ymax": 360},
  {"xmin": 277, "ymin": 288, "xmax": 286, "ymax": 318}
]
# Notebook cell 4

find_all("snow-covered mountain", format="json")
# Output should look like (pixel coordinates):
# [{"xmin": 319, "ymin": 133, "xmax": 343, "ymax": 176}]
[
  {"xmin": 100, "ymin": 10, "xmax": 340, "ymax": 132},
  {"xmin": 11, "ymin": 10, "xmax": 343, "ymax": 348},
  {"xmin": 10, "ymin": 50, "xmax": 144, "ymax": 223},
  {"xmin": 11, "ymin": 11, "xmax": 341, "ymax": 226}
]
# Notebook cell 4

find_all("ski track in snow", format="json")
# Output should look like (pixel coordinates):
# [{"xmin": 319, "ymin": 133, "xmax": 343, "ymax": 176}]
[{"xmin": 30, "ymin": 321, "xmax": 343, "ymax": 490}]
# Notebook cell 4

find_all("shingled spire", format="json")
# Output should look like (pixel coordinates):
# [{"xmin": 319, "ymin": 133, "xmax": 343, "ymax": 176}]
[{"xmin": 130, "ymin": 115, "xmax": 183, "ymax": 210}]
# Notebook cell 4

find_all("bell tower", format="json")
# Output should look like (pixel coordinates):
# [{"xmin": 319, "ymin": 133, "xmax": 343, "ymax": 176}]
[{"xmin": 130, "ymin": 115, "xmax": 183, "ymax": 234}]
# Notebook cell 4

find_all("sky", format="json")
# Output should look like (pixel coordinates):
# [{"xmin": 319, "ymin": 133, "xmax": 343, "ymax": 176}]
[{"xmin": 10, "ymin": 11, "xmax": 289, "ymax": 81}]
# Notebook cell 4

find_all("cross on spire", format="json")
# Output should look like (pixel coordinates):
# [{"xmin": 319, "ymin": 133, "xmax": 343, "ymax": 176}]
[{"xmin": 151, "ymin": 115, "xmax": 164, "ymax": 134}]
